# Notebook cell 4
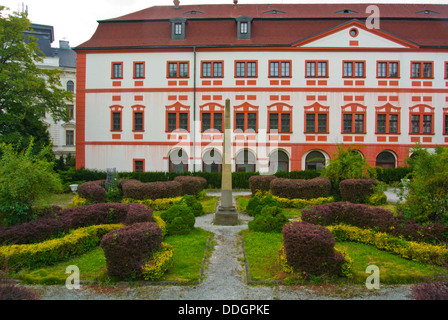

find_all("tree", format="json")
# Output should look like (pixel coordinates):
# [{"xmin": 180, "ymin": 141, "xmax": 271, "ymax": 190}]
[
  {"xmin": 0, "ymin": 6, "xmax": 72, "ymax": 152},
  {"xmin": 321, "ymin": 144, "xmax": 376, "ymax": 186},
  {"xmin": 0, "ymin": 140, "xmax": 62, "ymax": 226},
  {"xmin": 400, "ymin": 145, "xmax": 448, "ymax": 225}
]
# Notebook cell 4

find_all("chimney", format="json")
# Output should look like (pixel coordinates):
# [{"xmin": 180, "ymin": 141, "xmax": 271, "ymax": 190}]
[{"xmin": 59, "ymin": 40, "xmax": 70, "ymax": 49}]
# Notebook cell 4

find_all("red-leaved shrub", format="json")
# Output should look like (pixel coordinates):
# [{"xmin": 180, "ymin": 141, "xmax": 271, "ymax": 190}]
[
  {"xmin": 282, "ymin": 221, "xmax": 345, "ymax": 277},
  {"xmin": 270, "ymin": 177, "xmax": 332, "ymax": 199},
  {"xmin": 339, "ymin": 179, "xmax": 377, "ymax": 203},
  {"xmin": 174, "ymin": 176, "xmax": 207, "ymax": 196},
  {"xmin": 77, "ymin": 180, "xmax": 107, "ymax": 203},
  {"xmin": 0, "ymin": 203, "xmax": 154, "ymax": 245},
  {"xmin": 100, "ymin": 222, "xmax": 162, "ymax": 279},
  {"xmin": 121, "ymin": 179, "xmax": 182, "ymax": 200},
  {"xmin": 301, "ymin": 202, "xmax": 448, "ymax": 244},
  {"xmin": 248, "ymin": 175, "xmax": 276, "ymax": 195}
]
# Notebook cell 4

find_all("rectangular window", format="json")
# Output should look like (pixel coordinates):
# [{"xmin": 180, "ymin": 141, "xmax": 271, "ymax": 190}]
[
  {"xmin": 202, "ymin": 61, "xmax": 223, "ymax": 78},
  {"xmin": 168, "ymin": 113, "xmax": 177, "ymax": 132},
  {"xmin": 270, "ymin": 61, "xmax": 291, "ymax": 78},
  {"xmin": 112, "ymin": 112, "xmax": 121, "ymax": 131},
  {"xmin": 343, "ymin": 114, "xmax": 352, "ymax": 133},
  {"xmin": 269, "ymin": 113, "xmax": 279, "ymax": 131},
  {"xmin": 389, "ymin": 114, "xmax": 398, "ymax": 133},
  {"xmin": 247, "ymin": 113, "xmax": 257, "ymax": 131},
  {"xmin": 134, "ymin": 112, "xmax": 143, "ymax": 131},
  {"xmin": 168, "ymin": 62, "xmax": 189, "ymax": 78},
  {"xmin": 411, "ymin": 62, "xmax": 433, "ymax": 79},
  {"xmin": 445, "ymin": 114, "xmax": 448, "ymax": 134},
  {"xmin": 317, "ymin": 114, "xmax": 327, "ymax": 133},
  {"xmin": 67, "ymin": 105, "xmax": 74, "ymax": 120},
  {"xmin": 175, "ymin": 23, "xmax": 183, "ymax": 35},
  {"xmin": 240, "ymin": 22, "xmax": 248, "ymax": 34},
  {"xmin": 306, "ymin": 61, "xmax": 328, "ymax": 77},
  {"xmin": 377, "ymin": 61, "xmax": 399, "ymax": 78},
  {"xmin": 281, "ymin": 113, "xmax": 290, "ymax": 132},
  {"xmin": 112, "ymin": 63, "xmax": 122, "ymax": 79},
  {"xmin": 423, "ymin": 115, "xmax": 432, "ymax": 134},
  {"xmin": 179, "ymin": 113, "xmax": 188, "ymax": 130},
  {"xmin": 445, "ymin": 62, "xmax": 448, "ymax": 79},
  {"xmin": 344, "ymin": 61, "xmax": 364, "ymax": 78},
  {"xmin": 235, "ymin": 113, "xmax": 245, "ymax": 130},
  {"xmin": 411, "ymin": 115, "xmax": 420, "ymax": 133},
  {"xmin": 214, "ymin": 113, "xmax": 222, "ymax": 132},
  {"xmin": 134, "ymin": 62, "xmax": 144, "ymax": 79},
  {"xmin": 235, "ymin": 61, "xmax": 257, "ymax": 78},
  {"xmin": 306, "ymin": 113, "xmax": 315, "ymax": 133},
  {"xmin": 377, "ymin": 114, "xmax": 386, "ymax": 133},
  {"xmin": 134, "ymin": 160, "xmax": 144, "ymax": 173},
  {"xmin": 202, "ymin": 113, "xmax": 211, "ymax": 131},
  {"xmin": 66, "ymin": 130, "xmax": 74, "ymax": 146},
  {"xmin": 354, "ymin": 114, "xmax": 364, "ymax": 133}
]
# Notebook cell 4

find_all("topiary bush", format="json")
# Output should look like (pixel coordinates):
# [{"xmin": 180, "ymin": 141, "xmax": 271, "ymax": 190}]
[
  {"xmin": 248, "ymin": 175, "xmax": 276, "ymax": 195},
  {"xmin": 248, "ymin": 206, "xmax": 288, "ymax": 233},
  {"xmin": 270, "ymin": 177, "xmax": 332, "ymax": 199},
  {"xmin": 77, "ymin": 180, "xmax": 107, "ymax": 203},
  {"xmin": 282, "ymin": 221, "xmax": 346, "ymax": 277},
  {"xmin": 100, "ymin": 222, "xmax": 163, "ymax": 279},
  {"xmin": 245, "ymin": 194, "xmax": 280, "ymax": 217},
  {"xmin": 120, "ymin": 179, "xmax": 182, "ymax": 200},
  {"xmin": 174, "ymin": 176, "xmax": 207, "ymax": 196},
  {"xmin": 339, "ymin": 178, "xmax": 378, "ymax": 203},
  {"xmin": 175, "ymin": 195, "xmax": 204, "ymax": 217},
  {"xmin": 160, "ymin": 205, "xmax": 195, "ymax": 235}
]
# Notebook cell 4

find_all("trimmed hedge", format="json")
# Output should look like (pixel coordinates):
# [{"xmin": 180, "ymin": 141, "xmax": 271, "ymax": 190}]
[
  {"xmin": 248, "ymin": 175, "xmax": 276, "ymax": 195},
  {"xmin": 0, "ymin": 224, "xmax": 123, "ymax": 269},
  {"xmin": 328, "ymin": 224, "xmax": 448, "ymax": 266},
  {"xmin": 160, "ymin": 205, "xmax": 195, "ymax": 236},
  {"xmin": 174, "ymin": 176, "xmax": 207, "ymax": 196},
  {"xmin": 301, "ymin": 202, "xmax": 448, "ymax": 244},
  {"xmin": 77, "ymin": 180, "xmax": 107, "ymax": 203},
  {"xmin": 0, "ymin": 203, "xmax": 155, "ymax": 245},
  {"xmin": 248, "ymin": 206, "xmax": 288, "ymax": 233},
  {"xmin": 282, "ymin": 221, "xmax": 346, "ymax": 277},
  {"xmin": 270, "ymin": 177, "xmax": 332, "ymax": 199},
  {"xmin": 141, "ymin": 243, "xmax": 174, "ymax": 281},
  {"xmin": 121, "ymin": 179, "xmax": 182, "ymax": 200},
  {"xmin": 339, "ymin": 179, "xmax": 377, "ymax": 204},
  {"xmin": 101, "ymin": 222, "xmax": 163, "ymax": 279}
]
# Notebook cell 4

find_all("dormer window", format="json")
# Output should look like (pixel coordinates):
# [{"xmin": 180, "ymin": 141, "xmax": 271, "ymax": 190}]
[
  {"xmin": 236, "ymin": 16, "xmax": 253, "ymax": 40},
  {"xmin": 170, "ymin": 17, "xmax": 187, "ymax": 40}
]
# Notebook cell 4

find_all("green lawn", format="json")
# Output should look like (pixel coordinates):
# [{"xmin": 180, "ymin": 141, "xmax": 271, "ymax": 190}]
[
  {"xmin": 17, "ymin": 227, "xmax": 213, "ymax": 285},
  {"xmin": 242, "ymin": 229, "xmax": 441, "ymax": 285}
]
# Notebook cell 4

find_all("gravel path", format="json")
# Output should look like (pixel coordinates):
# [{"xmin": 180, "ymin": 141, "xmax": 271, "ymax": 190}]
[{"xmin": 29, "ymin": 192, "xmax": 413, "ymax": 301}]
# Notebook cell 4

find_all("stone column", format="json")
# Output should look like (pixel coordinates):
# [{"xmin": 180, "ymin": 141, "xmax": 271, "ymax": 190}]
[{"xmin": 214, "ymin": 99, "xmax": 239, "ymax": 225}]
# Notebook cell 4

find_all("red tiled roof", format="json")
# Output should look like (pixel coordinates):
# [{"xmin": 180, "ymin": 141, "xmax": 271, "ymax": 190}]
[{"xmin": 76, "ymin": 3, "xmax": 448, "ymax": 49}]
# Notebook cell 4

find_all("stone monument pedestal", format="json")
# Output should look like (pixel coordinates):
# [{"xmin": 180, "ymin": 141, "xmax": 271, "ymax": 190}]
[{"xmin": 214, "ymin": 191, "xmax": 239, "ymax": 225}]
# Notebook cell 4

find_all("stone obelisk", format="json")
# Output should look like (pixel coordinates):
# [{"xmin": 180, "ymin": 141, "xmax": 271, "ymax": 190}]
[{"xmin": 214, "ymin": 99, "xmax": 239, "ymax": 225}]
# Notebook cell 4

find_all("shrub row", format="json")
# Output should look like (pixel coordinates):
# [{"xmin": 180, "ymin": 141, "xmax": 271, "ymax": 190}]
[
  {"xmin": 173, "ymin": 176, "xmax": 207, "ymax": 196},
  {"xmin": 328, "ymin": 224, "xmax": 448, "ymax": 266},
  {"xmin": 282, "ymin": 222, "xmax": 347, "ymax": 277},
  {"xmin": 248, "ymin": 175, "xmax": 276, "ymax": 195},
  {"xmin": 270, "ymin": 177, "xmax": 332, "ymax": 199},
  {"xmin": 0, "ymin": 203, "xmax": 155, "ymax": 245},
  {"xmin": 101, "ymin": 222, "xmax": 163, "ymax": 279},
  {"xmin": 122, "ymin": 197, "xmax": 183, "ymax": 211},
  {"xmin": 301, "ymin": 202, "xmax": 448, "ymax": 244},
  {"xmin": 339, "ymin": 179, "xmax": 377, "ymax": 204},
  {"xmin": 0, "ymin": 224, "xmax": 123, "ymax": 269},
  {"xmin": 141, "ymin": 243, "xmax": 174, "ymax": 281},
  {"xmin": 248, "ymin": 206, "xmax": 288, "ymax": 233}
]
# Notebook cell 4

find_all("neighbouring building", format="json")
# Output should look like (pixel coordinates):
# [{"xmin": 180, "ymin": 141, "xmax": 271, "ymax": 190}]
[
  {"xmin": 74, "ymin": 2, "xmax": 448, "ymax": 173},
  {"xmin": 25, "ymin": 24, "xmax": 77, "ymax": 159}
]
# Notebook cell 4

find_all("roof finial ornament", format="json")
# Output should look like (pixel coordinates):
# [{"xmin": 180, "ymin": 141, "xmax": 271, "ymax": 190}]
[
  {"xmin": 174, "ymin": 0, "xmax": 180, "ymax": 9},
  {"xmin": 234, "ymin": 0, "xmax": 238, "ymax": 5}
]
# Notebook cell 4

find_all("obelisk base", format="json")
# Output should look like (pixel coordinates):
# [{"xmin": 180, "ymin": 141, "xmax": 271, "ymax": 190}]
[{"xmin": 213, "ymin": 204, "xmax": 239, "ymax": 226}]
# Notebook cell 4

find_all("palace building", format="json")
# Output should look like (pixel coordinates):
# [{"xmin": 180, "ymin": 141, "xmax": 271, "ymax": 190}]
[{"xmin": 74, "ymin": 2, "xmax": 448, "ymax": 173}]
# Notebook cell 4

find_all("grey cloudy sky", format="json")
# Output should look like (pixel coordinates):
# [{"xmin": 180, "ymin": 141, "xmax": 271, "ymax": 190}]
[{"xmin": 2, "ymin": 0, "xmax": 447, "ymax": 47}]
